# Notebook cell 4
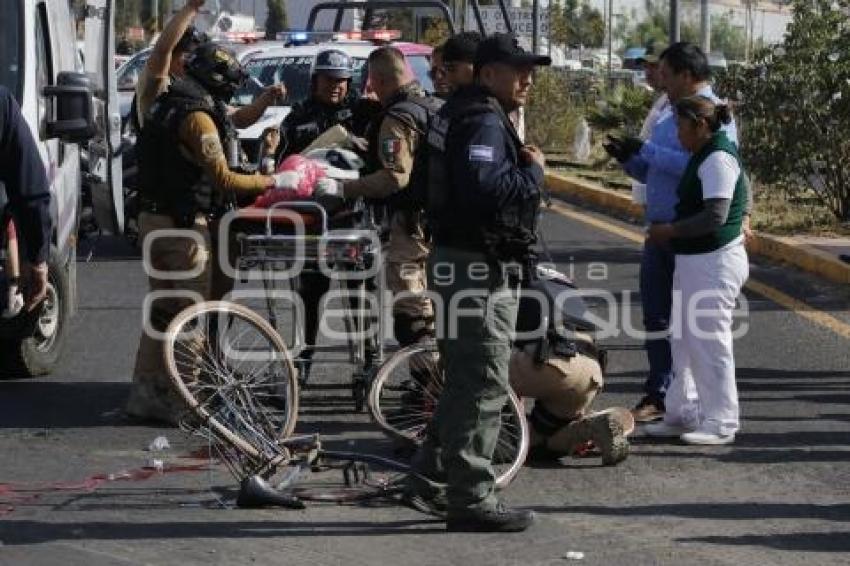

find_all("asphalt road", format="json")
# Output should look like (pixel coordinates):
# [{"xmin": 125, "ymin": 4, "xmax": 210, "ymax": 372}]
[{"xmin": 1, "ymin": 201, "xmax": 849, "ymax": 566}]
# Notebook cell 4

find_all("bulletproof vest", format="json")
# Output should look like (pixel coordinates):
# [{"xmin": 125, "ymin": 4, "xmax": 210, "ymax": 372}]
[
  {"xmin": 364, "ymin": 85, "xmax": 440, "ymax": 172},
  {"xmin": 137, "ymin": 77, "xmax": 233, "ymax": 220},
  {"xmin": 514, "ymin": 265, "xmax": 601, "ymax": 364},
  {"xmin": 427, "ymin": 89, "xmax": 541, "ymax": 261},
  {"xmin": 281, "ymin": 97, "xmax": 355, "ymax": 157},
  {"xmin": 364, "ymin": 85, "xmax": 442, "ymax": 214}
]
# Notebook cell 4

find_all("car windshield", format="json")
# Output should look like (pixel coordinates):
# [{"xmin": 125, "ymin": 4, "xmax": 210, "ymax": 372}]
[
  {"xmin": 117, "ymin": 51, "xmax": 150, "ymax": 92},
  {"xmin": 406, "ymin": 54, "xmax": 434, "ymax": 93},
  {"xmin": 232, "ymin": 55, "xmax": 367, "ymax": 107},
  {"xmin": 0, "ymin": 0, "xmax": 22, "ymax": 100}
]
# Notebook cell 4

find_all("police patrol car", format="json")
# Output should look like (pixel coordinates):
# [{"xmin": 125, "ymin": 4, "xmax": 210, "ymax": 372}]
[{"xmin": 232, "ymin": 30, "xmax": 434, "ymax": 163}]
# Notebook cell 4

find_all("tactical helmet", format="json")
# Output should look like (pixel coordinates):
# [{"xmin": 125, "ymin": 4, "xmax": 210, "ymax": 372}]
[
  {"xmin": 186, "ymin": 43, "xmax": 247, "ymax": 100},
  {"xmin": 313, "ymin": 49, "xmax": 353, "ymax": 79},
  {"xmin": 176, "ymin": 25, "xmax": 209, "ymax": 53}
]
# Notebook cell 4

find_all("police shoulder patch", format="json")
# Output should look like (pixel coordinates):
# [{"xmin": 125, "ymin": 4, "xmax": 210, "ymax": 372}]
[
  {"xmin": 200, "ymin": 133, "xmax": 223, "ymax": 160},
  {"xmin": 381, "ymin": 137, "xmax": 401, "ymax": 164},
  {"xmin": 469, "ymin": 145, "xmax": 494, "ymax": 162}
]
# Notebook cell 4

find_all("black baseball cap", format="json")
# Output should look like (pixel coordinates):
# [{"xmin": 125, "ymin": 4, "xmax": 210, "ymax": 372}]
[{"xmin": 474, "ymin": 33, "xmax": 552, "ymax": 70}]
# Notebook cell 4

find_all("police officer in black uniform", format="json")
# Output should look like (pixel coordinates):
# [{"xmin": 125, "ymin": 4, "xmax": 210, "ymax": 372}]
[
  {"xmin": 0, "ymin": 86, "xmax": 51, "ymax": 313},
  {"xmin": 408, "ymin": 34, "xmax": 551, "ymax": 533},
  {"xmin": 278, "ymin": 49, "xmax": 372, "ymax": 158}
]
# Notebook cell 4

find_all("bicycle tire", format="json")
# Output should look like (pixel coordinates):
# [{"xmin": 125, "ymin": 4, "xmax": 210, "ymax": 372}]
[
  {"xmin": 368, "ymin": 342, "xmax": 529, "ymax": 489},
  {"xmin": 164, "ymin": 301, "xmax": 299, "ymax": 469}
]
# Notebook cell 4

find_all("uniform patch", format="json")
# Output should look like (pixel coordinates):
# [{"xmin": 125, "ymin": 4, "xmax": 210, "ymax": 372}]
[
  {"xmin": 469, "ymin": 145, "xmax": 494, "ymax": 162},
  {"xmin": 200, "ymin": 133, "xmax": 224, "ymax": 160},
  {"xmin": 381, "ymin": 137, "xmax": 401, "ymax": 164}
]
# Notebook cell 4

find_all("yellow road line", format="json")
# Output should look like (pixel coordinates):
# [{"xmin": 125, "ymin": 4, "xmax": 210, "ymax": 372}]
[{"xmin": 547, "ymin": 201, "xmax": 850, "ymax": 341}]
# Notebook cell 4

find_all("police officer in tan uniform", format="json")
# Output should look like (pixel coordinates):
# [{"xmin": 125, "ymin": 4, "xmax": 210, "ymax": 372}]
[
  {"xmin": 127, "ymin": 44, "xmax": 304, "ymax": 423},
  {"xmin": 134, "ymin": 0, "xmax": 284, "ymax": 131},
  {"xmin": 315, "ymin": 47, "xmax": 442, "ymax": 349}
]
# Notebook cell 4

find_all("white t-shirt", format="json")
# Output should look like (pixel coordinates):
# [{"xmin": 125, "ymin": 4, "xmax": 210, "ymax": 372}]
[{"xmin": 697, "ymin": 150, "xmax": 741, "ymax": 200}]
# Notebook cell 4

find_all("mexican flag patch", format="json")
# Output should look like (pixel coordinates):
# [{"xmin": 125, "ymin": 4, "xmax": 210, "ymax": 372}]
[{"xmin": 381, "ymin": 137, "xmax": 401, "ymax": 164}]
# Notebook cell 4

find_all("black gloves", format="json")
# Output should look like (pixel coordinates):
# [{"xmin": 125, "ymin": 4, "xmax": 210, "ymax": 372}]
[
  {"xmin": 603, "ymin": 135, "xmax": 644, "ymax": 163},
  {"xmin": 621, "ymin": 136, "xmax": 644, "ymax": 158}
]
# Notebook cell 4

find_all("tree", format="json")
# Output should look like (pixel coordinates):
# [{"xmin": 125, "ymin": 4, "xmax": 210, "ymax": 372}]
[
  {"xmin": 719, "ymin": 0, "xmax": 850, "ymax": 220},
  {"xmin": 265, "ymin": 0, "xmax": 288, "ymax": 40},
  {"xmin": 618, "ymin": 0, "xmax": 668, "ymax": 48},
  {"xmin": 549, "ymin": 0, "xmax": 605, "ymax": 49},
  {"xmin": 681, "ymin": 11, "xmax": 747, "ymax": 59}
]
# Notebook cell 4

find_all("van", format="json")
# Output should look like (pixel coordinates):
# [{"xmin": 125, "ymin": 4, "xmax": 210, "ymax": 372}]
[{"xmin": 0, "ymin": 0, "xmax": 122, "ymax": 376}]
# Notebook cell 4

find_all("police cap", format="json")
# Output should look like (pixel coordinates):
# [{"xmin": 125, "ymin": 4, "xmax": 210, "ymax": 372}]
[{"xmin": 474, "ymin": 33, "xmax": 552, "ymax": 70}]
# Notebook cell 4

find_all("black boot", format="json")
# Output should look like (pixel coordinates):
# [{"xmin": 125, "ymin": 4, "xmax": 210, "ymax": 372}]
[{"xmin": 446, "ymin": 502, "xmax": 535, "ymax": 532}]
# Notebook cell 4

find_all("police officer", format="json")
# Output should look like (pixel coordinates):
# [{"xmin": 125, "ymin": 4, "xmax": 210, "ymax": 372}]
[
  {"xmin": 315, "ymin": 47, "xmax": 442, "ymax": 352},
  {"xmin": 278, "ymin": 49, "xmax": 366, "ymax": 157},
  {"xmin": 406, "ymin": 34, "xmax": 551, "ymax": 532},
  {"xmin": 440, "ymin": 31, "xmax": 482, "ymax": 93},
  {"xmin": 0, "ymin": 86, "xmax": 51, "ymax": 314},
  {"xmin": 276, "ymin": 49, "xmax": 372, "ymax": 379},
  {"xmin": 127, "ymin": 43, "xmax": 302, "ymax": 423},
  {"xmin": 134, "ymin": 0, "xmax": 285, "ymax": 131}
]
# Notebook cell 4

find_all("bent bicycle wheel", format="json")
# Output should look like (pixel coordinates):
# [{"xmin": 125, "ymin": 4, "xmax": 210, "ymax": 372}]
[
  {"xmin": 164, "ymin": 301, "xmax": 299, "ymax": 476},
  {"xmin": 368, "ymin": 342, "xmax": 529, "ymax": 489}
]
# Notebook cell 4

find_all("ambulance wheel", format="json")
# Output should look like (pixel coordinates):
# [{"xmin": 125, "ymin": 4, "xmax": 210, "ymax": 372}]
[{"xmin": 1, "ymin": 248, "xmax": 70, "ymax": 378}]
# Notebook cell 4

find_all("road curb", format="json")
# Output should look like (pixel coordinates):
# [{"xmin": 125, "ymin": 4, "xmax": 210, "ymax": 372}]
[{"xmin": 545, "ymin": 171, "xmax": 850, "ymax": 286}]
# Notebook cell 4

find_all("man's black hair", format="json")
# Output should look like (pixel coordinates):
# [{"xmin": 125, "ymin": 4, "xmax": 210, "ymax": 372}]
[
  {"xmin": 659, "ymin": 42, "xmax": 711, "ymax": 81},
  {"xmin": 442, "ymin": 31, "xmax": 483, "ymax": 64}
]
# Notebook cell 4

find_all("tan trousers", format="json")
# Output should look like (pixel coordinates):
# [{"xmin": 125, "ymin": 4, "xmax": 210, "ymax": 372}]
[
  {"xmin": 126, "ymin": 212, "xmax": 232, "ymax": 422},
  {"xmin": 385, "ymin": 211, "xmax": 433, "ymax": 341},
  {"xmin": 510, "ymin": 344, "xmax": 605, "ymax": 453}
]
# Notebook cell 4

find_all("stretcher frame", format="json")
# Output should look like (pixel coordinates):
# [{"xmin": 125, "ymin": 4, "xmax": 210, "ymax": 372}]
[{"xmin": 234, "ymin": 200, "xmax": 388, "ymax": 410}]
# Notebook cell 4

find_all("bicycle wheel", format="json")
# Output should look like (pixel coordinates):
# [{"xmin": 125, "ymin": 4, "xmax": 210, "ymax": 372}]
[
  {"xmin": 368, "ymin": 342, "xmax": 529, "ymax": 489},
  {"xmin": 164, "ymin": 301, "xmax": 299, "ymax": 474}
]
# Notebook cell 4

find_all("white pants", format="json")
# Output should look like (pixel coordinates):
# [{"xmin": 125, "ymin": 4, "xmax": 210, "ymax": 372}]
[{"xmin": 664, "ymin": 239, "xmax": 749, "ymax": 435}]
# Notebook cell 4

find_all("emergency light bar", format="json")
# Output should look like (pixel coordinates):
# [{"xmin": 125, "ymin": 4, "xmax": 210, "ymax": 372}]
[
  {"xmin": 333, "ymin": 29, "xmax": 401, "ymax": 43},
  {"xmin": 220, "ymin": 31, "xmax": 265, "ymax": 42},
  {"xmin": 275, "ymin": 30, "xmax": 336, "ymax": 45}
]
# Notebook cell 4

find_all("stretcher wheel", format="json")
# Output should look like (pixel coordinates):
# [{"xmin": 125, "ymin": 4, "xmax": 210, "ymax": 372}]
[{"xmin": 368, "ymin": 342, "xmax": 529, "ymax": 489}]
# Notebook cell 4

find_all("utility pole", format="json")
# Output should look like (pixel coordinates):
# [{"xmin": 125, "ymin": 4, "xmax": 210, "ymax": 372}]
[
  {"xmin": 700, "ymin": 0, "xmax": 710, "ymax": 53},
  {"xmin": 607, "ymin": 0, "xmax": 613, "ymax": 80},
  {"xmin": 152, "ymin": 0, "xmax": 159, "ymax": 31},
  {"xmin": 532, "ymin": 0, "xmax": 540, "ymax": 54},
  {"xmin": 670, "ymin": 0, "xmax": 680, "ymax": 43}
]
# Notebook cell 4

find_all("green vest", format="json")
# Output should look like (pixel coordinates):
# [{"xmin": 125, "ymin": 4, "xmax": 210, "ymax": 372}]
[{"xmin": 672, "ymin": 132, "xmax": 747, "ymax": 254}]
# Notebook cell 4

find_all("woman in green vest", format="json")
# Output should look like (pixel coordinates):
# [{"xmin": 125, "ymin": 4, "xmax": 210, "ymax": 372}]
[{"xmin": 644, "ymin": 95, "xmax": 750, "ymax": 445}]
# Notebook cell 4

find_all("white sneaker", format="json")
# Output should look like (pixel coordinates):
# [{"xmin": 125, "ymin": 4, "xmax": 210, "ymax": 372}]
[
  {"xmin": 680, "ymin": 430, "xmax": 735, "ymax": 445},
  {"xmin": 643, "ymin": 421, "xmax": 695, "ymax": 437}
]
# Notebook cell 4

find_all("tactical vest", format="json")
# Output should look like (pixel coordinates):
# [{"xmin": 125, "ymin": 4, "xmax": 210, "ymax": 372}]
[
  {"xmin": 137, "ymin": 77, "xmax": 234, "ymax": 222},
  {"xmin": 427, "ymin": 89, "xmax": 541, "ymax": 261},
  {"xmin": 280, "ymin": 98, "xmax": 356, "ymax": 157},
  {"xmin": 363, "ymin": 85, "xmax": 443, "ymax": 212},
  {"xmin": 672, "ymin": 131, "xmax": 747, "ymax": 254}
]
